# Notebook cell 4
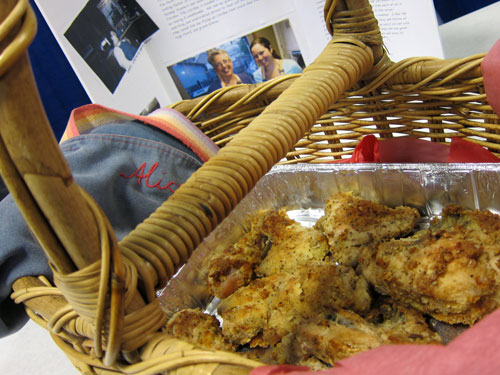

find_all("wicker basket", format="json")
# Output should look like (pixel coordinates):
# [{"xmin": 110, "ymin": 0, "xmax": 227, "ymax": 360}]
[{"xmin": 1, "ymin": 0, "xmax": 499, "ymax": 374}]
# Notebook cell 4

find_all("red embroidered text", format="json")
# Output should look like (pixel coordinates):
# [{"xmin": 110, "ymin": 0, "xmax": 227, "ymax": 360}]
[{"xmin": 120, "ymin": 162, "xmax": 179, "ymax": 192}]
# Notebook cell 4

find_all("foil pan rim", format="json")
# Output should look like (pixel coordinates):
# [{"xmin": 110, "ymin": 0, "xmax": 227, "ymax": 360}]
[{"xmin": 268, "ymin": 162, "xmax": 500, "ymax": 173}]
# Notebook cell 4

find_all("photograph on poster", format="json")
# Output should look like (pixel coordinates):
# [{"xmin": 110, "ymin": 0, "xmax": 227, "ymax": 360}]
[
  {"xmin": 64, "ymin": 0, "xmax": 159, "ymax": 93},
  {"xmin": 167, "ymin": 19, "xmax": 305, "ymax": 100}
]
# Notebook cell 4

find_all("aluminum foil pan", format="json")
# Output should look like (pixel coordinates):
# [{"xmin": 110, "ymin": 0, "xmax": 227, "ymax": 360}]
[{"xmin": 157, "ymin": 163, "xmax": 500, "ymax": 318}]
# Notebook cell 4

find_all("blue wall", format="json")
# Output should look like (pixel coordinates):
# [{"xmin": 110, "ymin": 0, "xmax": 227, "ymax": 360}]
[
  {"xmin": 28, "ymin": 1, "xmax": 90, "ymax": 140},
  {"xmin": 433, "ymin": 0, "xmax": 497, "ymax": 23}
]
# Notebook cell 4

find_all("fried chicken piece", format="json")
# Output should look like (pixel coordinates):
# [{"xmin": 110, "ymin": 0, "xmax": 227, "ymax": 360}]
[
  {"xmin": 359, "ymin": 205, "xmax": 500, "ymax": 325},
  {"xmin": 207, "ymin": 232, "xmax": 267, "ymax": 299},
  {"xmin": 166, "ymin": 308, "xmax": 235, "ymax": 351},
  {"xmin": 207, "ymin": 209, "xmax": 331, "ymax": 298},
  {"xmin": 206, "ymin": 209, "xmax": 290, "ymax": 298},
  {"xmin": 365, "ymin": 297, "xmax": 442, "ymax": 345},
  {"xmin": 270, "ymin": 300, "xmax": 441, "ymax": 369},
  {"xmin": 427, "ymin": 318, "xmax": 469, "ymax": 344},
  {"xmin": 287, "ymin": 310, "xmax": 384, "ymax": 368},
  {"xmin": 218, "ymin": 263, "xmax": 372, "ymax": 347},
  {"xmin": 255, "ymin": 217, "xmax": 331, "ymax": 277},
  {"xmin": 315, "ymin": 192, "xmax": 420, "ymax": 266}
]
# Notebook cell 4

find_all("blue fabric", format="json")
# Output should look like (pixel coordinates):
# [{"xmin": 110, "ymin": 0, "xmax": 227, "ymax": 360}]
[{"xmin": 0, "ymin": 121, "xmax": 204, "ymax": 337}]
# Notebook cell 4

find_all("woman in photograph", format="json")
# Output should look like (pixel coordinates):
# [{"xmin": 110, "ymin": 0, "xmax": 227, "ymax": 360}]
[
  {"xmin": 250, "ymin": 37, "xmax": 302, "ymax": 83},
  {"xmin": 207, "ymin": 49, "xmax": 254, "ymax": 92}
]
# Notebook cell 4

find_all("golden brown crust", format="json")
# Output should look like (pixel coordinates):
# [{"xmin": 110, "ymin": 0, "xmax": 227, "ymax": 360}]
[
  {"xmin": 166, "ymin": 308, "xmax": 235, "ymax": 351},
  {"xmin": 207, "ymin": 209, "xmax": 331, "ymax": 298},
  {"xmin": 315, "ymin": 192, "xmax": 420, "ymax": 266},
  {"xmin": 218, "ymin": 263, "xmax": 372, "ymax": 347},
  {"xmin": 290, "ymin": 310, "xmax": 384, "ymax": 367},
  {"xmin": 206, "ymin": 209, "xmax": 284, "ymax": 298},
  {"xmin": 170, "ymin": 198, "xmax": 500, "ymax": 367},
  {"xmin": 206, "ymin": 231, "xmax": 266, "ymax": 299},
  {"xmin": 270, "ymin": 300, "xmax": 441, "ymax": 368},
  {"xmin": 365, "ymin": 298, "xmax": 442, "ymax": 345},
  {"xmin": 359, "ymin": 206, "xmax": 500, "ymax": 325},
  {"xmin": 255, "ymin": 220, "xmax": 330, "ymax": 277}
]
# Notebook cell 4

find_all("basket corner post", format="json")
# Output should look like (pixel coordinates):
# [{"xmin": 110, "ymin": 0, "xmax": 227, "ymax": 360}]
[{"xmin": 324, "ymin": 0, "xmax": 390, "ymax": 72}]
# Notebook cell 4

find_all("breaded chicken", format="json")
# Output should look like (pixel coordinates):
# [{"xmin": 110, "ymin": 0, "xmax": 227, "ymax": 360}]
[
  {"xmin": 218, "ymin": 263, "xmax": 371, "ymax": 347},
  {"xmin": 266, "ymin": 300, "xmax": 440, "ymax": 369},
  {"xmin": 286, "ymin": 309, "xmax": 384, "ymax": 367},
  {"xmin": 315, "ymin": 192, "xmax": 420, "ymax": 266},
  {"xmin": 206, "ymin": 231, "xmax": 267, "ymax": 299},
  {"xmin": 166, "ymin": 308, "xmax": 234, "ymax": 351},
  {"xmin": 359, "ymin": 205, "xmax": 500, "ymax": 325},
  {"xmin": 255, "ymin": 217, "xmax": 331, "ymax": 277},
  {"xmin": 207, "ymin": 209, "xmax": 331, "ymax": 298},
  {"xmin": 365, "ymin": 297, "xmax": 442, "ymax": 345},
  {"xmin": 206, "ymin": 209, "xmax": 290, "ymax": 298}
]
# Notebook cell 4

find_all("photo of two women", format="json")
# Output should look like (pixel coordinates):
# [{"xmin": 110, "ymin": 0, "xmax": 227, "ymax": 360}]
[{"xmin": 168, "ymin": 20, "xmax": 306, "ymax": 100}]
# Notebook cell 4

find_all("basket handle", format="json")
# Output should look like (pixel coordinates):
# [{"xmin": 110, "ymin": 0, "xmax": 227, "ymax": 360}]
[{"xmin": 0, "ymin": 0, "xmax": 376, "ymax": 278}]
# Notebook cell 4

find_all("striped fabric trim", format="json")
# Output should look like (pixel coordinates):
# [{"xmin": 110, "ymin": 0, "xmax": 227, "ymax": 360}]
[{"xmin": 60, "ymin": 104, "xmax": 218, "ymax": 162}]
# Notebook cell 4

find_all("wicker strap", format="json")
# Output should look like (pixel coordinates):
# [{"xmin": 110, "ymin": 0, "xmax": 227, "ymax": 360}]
[{"xmin": 0, "ymin": 0, "xmax": 33, "ymax": 75}]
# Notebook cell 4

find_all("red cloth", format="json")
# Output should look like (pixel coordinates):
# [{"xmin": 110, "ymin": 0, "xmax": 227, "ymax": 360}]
[{"xmin": 331, "ymin": 135, "xmax": 500, "ymax": 163}]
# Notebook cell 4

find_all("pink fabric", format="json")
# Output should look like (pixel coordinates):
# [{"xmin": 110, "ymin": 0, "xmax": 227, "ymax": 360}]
[{"xmin": 482, "ymin": 38, "xmax": 500, "ymax": 118}]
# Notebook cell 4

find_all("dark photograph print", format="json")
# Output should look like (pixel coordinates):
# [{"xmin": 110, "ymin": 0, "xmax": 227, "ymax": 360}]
[{"xmin": 65, "ymin": 0, "xmax": 159, "ymax": 93}]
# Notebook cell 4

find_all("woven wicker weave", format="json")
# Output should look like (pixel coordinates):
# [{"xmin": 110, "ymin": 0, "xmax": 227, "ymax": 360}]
[{"xmin": 1, "ymin": 0, "xmax": 499, "ymax": 374}]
